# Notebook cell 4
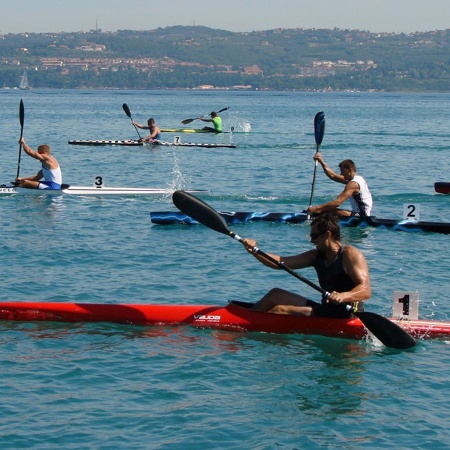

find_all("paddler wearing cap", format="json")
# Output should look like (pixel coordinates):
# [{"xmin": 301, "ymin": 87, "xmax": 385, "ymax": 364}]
[{"xmin": 198, "ymin": 111, "xmax": 222, "ymax": 133}]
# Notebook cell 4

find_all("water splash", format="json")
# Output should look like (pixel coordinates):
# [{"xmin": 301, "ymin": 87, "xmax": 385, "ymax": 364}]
[{"xmin": 168, "ymin": 150, "xmax": 191, "ymax": 190}]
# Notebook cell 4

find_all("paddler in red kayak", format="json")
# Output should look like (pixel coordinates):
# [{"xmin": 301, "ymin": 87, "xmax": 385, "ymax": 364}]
[{"xmin": 243, "ymin": 213, "xmax": 371, "ymax": 317}]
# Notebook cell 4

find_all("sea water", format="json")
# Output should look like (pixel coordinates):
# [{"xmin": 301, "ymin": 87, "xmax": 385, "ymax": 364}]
[{"xmin": 0, "ymin": 89, "xmax": 449, "ymax": 449}]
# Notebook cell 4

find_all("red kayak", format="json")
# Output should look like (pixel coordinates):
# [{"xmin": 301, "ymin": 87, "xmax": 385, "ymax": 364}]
[
  {"xmin": 1, "ymin": 300, "xmax": 449, "ymax": 341},
  {"xmin": 435, "ymin": 182, "xmax": 450, "ymax": 194}
]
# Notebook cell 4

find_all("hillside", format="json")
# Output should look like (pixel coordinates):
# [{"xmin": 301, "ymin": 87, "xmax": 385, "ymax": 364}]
[{"xmin": 1, "ymin": 26, "xmax": 449, "ymax": 91}]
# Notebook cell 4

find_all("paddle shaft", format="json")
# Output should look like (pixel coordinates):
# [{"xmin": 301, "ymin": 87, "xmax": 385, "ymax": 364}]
[
  {"xmin": 308, "ymin": 145, "xmax": 320, "ymax": 209},
  {"xmin": 228, "ymin": 230, "xmax": 330, "ymax": 299},
  {"xmin": 16, "ymin": 100, "xmax": 24, "ymax": 179},
  {"xmin": 181, "ymin": 106, "xmax": 229, "ymax": 125},
  {"xmin": 122, "ymin": 103, "xmax": 142, "ymax": 139}
]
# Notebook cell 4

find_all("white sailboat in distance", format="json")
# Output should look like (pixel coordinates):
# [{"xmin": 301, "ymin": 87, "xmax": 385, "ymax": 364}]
[{"xmin": 19, "ymin": 70, "xmax": 31, "ymax": 90}]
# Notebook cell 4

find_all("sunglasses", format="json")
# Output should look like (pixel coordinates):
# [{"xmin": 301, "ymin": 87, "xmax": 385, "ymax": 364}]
[{"xmin": 310, "ymin": 230, "xmax": 326, "ymax": 240}]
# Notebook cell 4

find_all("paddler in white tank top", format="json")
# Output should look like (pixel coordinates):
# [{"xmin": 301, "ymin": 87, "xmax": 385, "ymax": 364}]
[
  {"xmin": 15, "ymin": 138, "xmax": 63, "ymax": 190},
  {"xmin": 307, "ymin": 154, "xmax": 372, "ymax": 217}
]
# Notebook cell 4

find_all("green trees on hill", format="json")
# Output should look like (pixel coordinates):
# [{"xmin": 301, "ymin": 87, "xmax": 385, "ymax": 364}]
[{"xmin": 1, "ymin": 26, "xmax": 449, "ymax": 91}]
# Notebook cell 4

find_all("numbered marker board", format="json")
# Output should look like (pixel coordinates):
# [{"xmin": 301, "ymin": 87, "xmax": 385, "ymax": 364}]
[
  {"xmin": 93, "ymin": 176, "xmax": 105, "ymax": 188},
  {"xmin": 403, "ymin": 203, "xmax": 420, "ymax": 221},
  {"xmin": 393, "ymin": 291, "xmax": 419, "ymax": 320}
]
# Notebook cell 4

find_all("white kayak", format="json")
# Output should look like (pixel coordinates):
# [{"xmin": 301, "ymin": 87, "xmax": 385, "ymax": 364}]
[{"xmin": 0, "ymin": 184, "xmax": 209, "ymax": 196}]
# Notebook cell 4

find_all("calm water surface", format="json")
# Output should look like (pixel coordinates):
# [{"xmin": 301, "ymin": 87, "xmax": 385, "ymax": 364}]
[{"xmin": 0, "ymin": 89, "xmax": 449, "ymax": 449}]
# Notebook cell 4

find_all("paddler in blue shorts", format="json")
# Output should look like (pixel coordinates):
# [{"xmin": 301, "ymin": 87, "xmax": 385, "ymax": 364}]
[
  {"xmin": 132, "ymin": 117, "xmax": 162, "ymax": 142},
  {"xmin": 243, "ymin": 213, "xmax": 371, "ymax": 318},
  {"xmin": 198, "ymin": 111, "xmax": 222, "ymax": 133},
  {"xmin": 15, "ymin": 138, "xmax": 62, "ymax": 189}
]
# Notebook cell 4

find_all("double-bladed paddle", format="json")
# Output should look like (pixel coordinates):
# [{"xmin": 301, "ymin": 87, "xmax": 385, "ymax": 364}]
[
  {"xmin": 172, "ymin": 190, "xmax": 417, "ymax": 350},
  {"xmin": 181, "ymin": 107, "xmax": 229, "ymax": 125},
  {"xmin": 308, "ymin": 111, "xmax": 326, "ymax": 215},
  {"xmin": 16, "ymin": 99, "xmax": 25, "ymax": 179},
  {"xmin": 122, "ymin": 103, "xmax": 142, "ymax": 139}
]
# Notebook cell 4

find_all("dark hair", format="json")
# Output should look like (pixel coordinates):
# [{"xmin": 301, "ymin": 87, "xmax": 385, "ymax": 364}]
[
  {"xmin": 311, "ymin": 213, "xmax": 341, "ymax": 241},
  {"xmin": 339, "ymin": 159, "xmax": 356, "ymax": 171},
  {"xmin": 210, "ymin": 112, "xmax": 217, "ymax": 117}
]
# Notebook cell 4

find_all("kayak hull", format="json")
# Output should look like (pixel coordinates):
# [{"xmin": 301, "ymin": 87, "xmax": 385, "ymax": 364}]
[
  {"xmin": 68, "ymin": 139, "xmax": 236, "ymax": 148},
  {"xmin": 68, "ymin": 140, "xmax": 143, "ymax": 146},
  {"xmin": 1, "ymin": 300, "xmax": 449, "ymax": 341},
  {"xmin": 0, "ymin": 186, "xmax": 209, "ymax": 196},
  {"xmin": 151, "ymin": 140, "xmax": 236, "ymax": 148},
  {"xmin": 149, "ymin": 211, "xmax": 450, "ymax": 234}
]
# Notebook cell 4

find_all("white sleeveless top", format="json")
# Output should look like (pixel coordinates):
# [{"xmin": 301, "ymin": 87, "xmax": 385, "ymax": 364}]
[
  {"xmin": 42, "ymin": 164, "xmax": 62, "ymax": 184},
  {"xmin": 349, "ymin": 175, "xmax": 372, "ymax": 216}
]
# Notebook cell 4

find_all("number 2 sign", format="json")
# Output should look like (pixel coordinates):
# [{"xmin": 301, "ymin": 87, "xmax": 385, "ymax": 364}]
[{"xmin": 403, "ymin": 203, "xmax": 420, "ymax": 221}]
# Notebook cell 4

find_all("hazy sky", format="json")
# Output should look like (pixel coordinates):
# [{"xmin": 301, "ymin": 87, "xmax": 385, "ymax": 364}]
[{"xmin": 1, "ymin": 0, "xmax": 449, "ymax": 34}]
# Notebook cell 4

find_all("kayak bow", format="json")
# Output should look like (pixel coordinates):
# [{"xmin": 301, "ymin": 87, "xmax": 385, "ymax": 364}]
[{"xmin": 435, "ymin": 182, "xmax": 450, "ymax": 194}]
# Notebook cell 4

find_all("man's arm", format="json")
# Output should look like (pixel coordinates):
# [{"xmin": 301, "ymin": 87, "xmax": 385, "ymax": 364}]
[
  {"xmin": 21, "ymin": 139, "xmax": 43, "ymax": 162},
  {"xmin": 142, "ymin": 129, "xmax": 159, "ymax": 142},
  {"xmin": 308, "ymin": 181, "xmax": 359, "ymax": 214},
  {"xmin": 314, "ymin": 153, "xmax": 346, "ymax": 184},
  {"xmin": 325, "ymin": 246, "xmax": 371, "ymax": 306},
  {"xmin": 149, "ymin": 127, "xmax": 161, "ymax": 139},
  {"xmin": 132, "ymin": 121, "xmax": 149, "ymax": 130},
  {"xmin": 242, "ymin": 238, "xmax": 317, "ymax": 270},
  {"xmin": 337, "ymin": 245, "xmax": 371, "ymax": 302},
  {"xmin": 17, "ymin": 169, "xmax": 43, "ymax": 182}
]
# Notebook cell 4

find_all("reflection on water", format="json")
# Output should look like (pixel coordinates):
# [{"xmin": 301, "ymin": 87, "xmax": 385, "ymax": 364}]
[{"xmin": 343, "ymin": 225, "xmax": 376, "ymax": 247}]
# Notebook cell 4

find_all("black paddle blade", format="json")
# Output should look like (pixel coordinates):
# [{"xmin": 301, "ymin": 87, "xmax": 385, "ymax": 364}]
[
  {"xmin": 122, "ymin": 103, "xmax": 132, "ymax": 118},
  {"xmin": 314, "ymin": 111, "xmax": 325, "ymax": 146},
  {"xmin": 19, "ymin": 99, "xmax": 24, "ymax": 128},
  {"xmin": 355, "ymin": 311, "xmax": 417, "ymax": 349},
  {"xmin": 172, "ymin": 191, "xmax": 231, "ymax": 236},
  {"xmin": 218, "ymin": 106, "xmax": 230, "ymax": 113}
]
